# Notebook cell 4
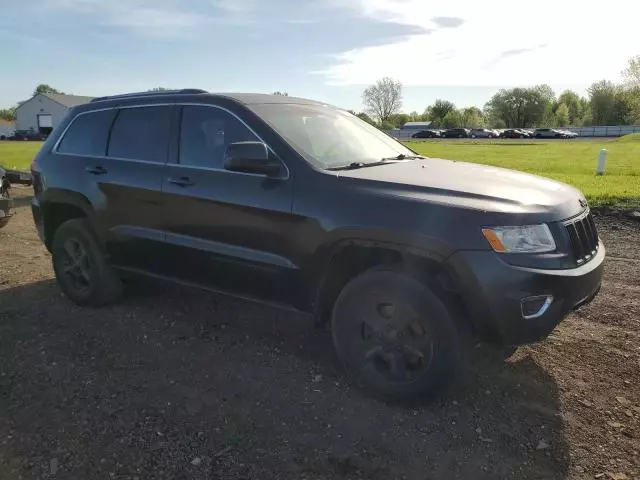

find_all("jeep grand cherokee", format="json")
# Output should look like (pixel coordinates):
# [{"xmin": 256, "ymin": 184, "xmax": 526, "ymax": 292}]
[{"xmin": 30, "ymin": 89, "xmax": 604, "ymax": 400}]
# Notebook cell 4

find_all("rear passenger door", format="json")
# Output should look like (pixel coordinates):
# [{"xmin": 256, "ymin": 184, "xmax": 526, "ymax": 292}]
[
  {"xmin": 99, "ymin": 105, "xmax": 175, "ymax": 271},
  {"xmin": 54, "ymin": 105, "xmax": 174, "ymax": 272}
]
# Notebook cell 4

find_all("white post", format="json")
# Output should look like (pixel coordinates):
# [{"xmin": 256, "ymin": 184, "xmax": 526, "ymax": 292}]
[{"xmin": 596, "ymin": 149, "xmax": 607, "ymax": 175}]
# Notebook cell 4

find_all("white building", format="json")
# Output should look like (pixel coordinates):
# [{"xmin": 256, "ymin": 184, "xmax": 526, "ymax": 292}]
[{"xmin": 15, "ymin": 93, "xmax": 93, "ymax": 135}]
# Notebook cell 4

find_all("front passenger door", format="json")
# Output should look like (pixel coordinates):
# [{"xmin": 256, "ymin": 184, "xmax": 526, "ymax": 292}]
[{"xmin": 161, "ymin": 105, "xmax": 298, "ymax": 305}]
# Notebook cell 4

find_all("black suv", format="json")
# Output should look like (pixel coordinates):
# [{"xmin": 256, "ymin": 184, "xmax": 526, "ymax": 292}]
[
  {"xmin": 442, "ymin": 128, "xmax": 471, "ymax": 138},
  {"xmin": 31, "ymin": 90, "xmax": 604, "ymax": 400}
]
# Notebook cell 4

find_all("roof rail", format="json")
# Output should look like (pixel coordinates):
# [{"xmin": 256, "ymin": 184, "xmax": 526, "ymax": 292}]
[{"xmin": 90, "ymin": 88, "xmax": 208, "ymax": 103}]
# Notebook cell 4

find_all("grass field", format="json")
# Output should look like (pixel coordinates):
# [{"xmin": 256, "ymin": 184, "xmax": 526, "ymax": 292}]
[
  {"xmin": 404, "ymin": 138, "xmax": 640, "ymax": 207},
  {"xmin": 0, "ymin": 141, "xmax": 40, "ymax": 171},
  {"xmin": 1, "ymin": 138, "xmax": 638, "ymax": 206}
]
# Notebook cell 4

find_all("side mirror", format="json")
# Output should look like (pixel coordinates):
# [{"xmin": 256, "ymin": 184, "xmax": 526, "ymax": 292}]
[{"xmin": 223, "ymin": 141, "xmax": 281, "ymax": 176}]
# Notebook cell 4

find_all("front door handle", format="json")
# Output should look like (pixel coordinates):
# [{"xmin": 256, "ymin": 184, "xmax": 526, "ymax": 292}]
[
  {"xmin": 167, "ymin": 176, "xmax": 194, "ymax": 187},
  {"xmin": 86, "ymin": 166, "xmax": 108, "ymax": 175}
]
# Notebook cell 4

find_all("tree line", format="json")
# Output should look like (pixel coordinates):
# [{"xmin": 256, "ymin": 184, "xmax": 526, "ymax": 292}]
[
  {"xmin": 3, "ymin": 59, "xmax": 640, "ymax": 129},
  {"xmin": 359, "ymin": 56, "xmax": 640, "ymax": 130}
]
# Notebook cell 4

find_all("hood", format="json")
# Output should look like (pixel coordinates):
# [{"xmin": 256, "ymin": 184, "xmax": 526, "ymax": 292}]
[{"xmin": 337, "ymin": 157, "xmax": 585, "ymax": 220}]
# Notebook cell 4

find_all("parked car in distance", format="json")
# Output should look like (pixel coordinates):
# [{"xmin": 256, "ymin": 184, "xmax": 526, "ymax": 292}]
[
  {"xmin": 9, "ymin": 130, "xmax": 47, "ymax": 141},
  {"xmin": 442, "ymin": 128, "xmax": 471, "ymax": 138},
  {"xmin": 556, "ymin": 129, "xmax": 578, "ymax": 139},
  {"xmin": 533, "ymin": 128, "xmax": 576, "ymax": 139},
  {"xmin": 470, "ymin": 128, "xmax": 497, "ymax": 138},
  {"xmin": 31, "ymin": 89, "xmax": 604, "ymax": 400},
  {"xmin": 0, "ymin": 130, "xmax": 14, "ymax": 140},
  {"xmin": 501, "ymin": 129, "xmax": 531, "ymax": 139},
  {"xmin": 411, "ymin": 129, "xmax": 441, "ymax": 139}
]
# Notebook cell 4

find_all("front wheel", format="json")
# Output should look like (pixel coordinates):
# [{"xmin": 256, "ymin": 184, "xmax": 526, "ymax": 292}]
[
  {"xmin": 52, "ymin": 218, "xmax": 122, "ymax": 307},
  {"xmin": 331, "ymin": 266, "xmax": 462, "ymax": 400}
]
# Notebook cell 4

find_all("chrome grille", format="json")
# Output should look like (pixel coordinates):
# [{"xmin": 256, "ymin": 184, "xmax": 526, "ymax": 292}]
[{"xmin": 565, "ymin": 212, "xmax": 598, "ymax": 264}]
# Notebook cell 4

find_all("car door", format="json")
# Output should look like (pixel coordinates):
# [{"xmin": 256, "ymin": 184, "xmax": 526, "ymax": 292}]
[
  {"xmin": 160, "ymin": 104, "xmax": 298, "ymax": 305},
  {"xmin": 53, "ymin": 106, "xmax": 171, "ymax": 273}
]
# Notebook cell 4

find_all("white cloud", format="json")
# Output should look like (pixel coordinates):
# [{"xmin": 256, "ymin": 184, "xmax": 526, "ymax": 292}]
[{"xmin": 320, "ymin": 0, "xmax": 640, "ymax": 87}]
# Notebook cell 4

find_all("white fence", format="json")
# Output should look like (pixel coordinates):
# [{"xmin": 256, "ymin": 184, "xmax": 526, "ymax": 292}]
[{"xmin": 388, "ymin": 125, "xmax": 640, "ymax": 139}]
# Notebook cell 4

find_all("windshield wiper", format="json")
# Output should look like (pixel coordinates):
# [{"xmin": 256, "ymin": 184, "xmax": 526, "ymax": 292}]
[
  {"xmin": 381, "ymin": 154, "xmax": 424, "ymax": 161},
  {"xmin": 327, "ymin": 155, "xmax": 424, "ymax": 171},
  {"xmin": 327, "ymin": 160, "xmax": 397, "ymax": 171}
]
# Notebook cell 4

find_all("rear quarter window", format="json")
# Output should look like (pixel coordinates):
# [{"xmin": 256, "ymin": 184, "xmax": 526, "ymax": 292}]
[{"xmin": 56, "ymin": 109, "xmax": 116, "ymax": 156}]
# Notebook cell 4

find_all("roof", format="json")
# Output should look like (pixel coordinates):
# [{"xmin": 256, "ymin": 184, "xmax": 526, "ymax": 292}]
[
  {"xmin": 43, "ymin": 93, "xmax": 94, "ymax": 107},
  {"xmin": 217, "ymin": 93, "xmax": 326, "ymax": 106},
  {"xmin": 401, "ymin": 121, "xmax": 433, "ymax": 128}
]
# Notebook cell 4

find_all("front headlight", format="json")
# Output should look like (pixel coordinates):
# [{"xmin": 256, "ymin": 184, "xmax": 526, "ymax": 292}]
[{"xmin": 482, "ymin": 224, "xmax": 556, "ymax": 253}]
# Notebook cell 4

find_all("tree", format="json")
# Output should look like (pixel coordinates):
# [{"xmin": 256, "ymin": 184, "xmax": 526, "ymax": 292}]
[
  {"xmin": 379, "ymin": 120, "xmax": 395, "ymax": 130},
  {"xmin": 33, "ymin": 84, "xmax": 62, "ymax": 96},
  {"xmin": 615, "ymin": 87, "xmax": 640, "ymax": 124},
  {"xmin": 484, "ymin": 86, "xmax": 554, "ymax": 128},
  {"xmin": 441, "ymin": 109, "xmax": 465, "ymax": 128},
  {"xmin": 461, "ymin": 106, "xmax": 485, "ymax": 128},
  {"xmin": 426, "ymin": 99, "xmax": 456, "ymax": 126},
  {"xmin": 356, "ymin": 112, "xmax": 376, "ymax": 125},
  {"xmin": 388, "ymin": 113, "xmax": 410, "ymax": 128},
  {"xmin": 273, "ymin": 91, "xmax": 289, "ymax": 96},
  {"xmin": 558, "ymin": 90, "xmax": 585, "ymax": 125},
  {"xmin": 622, "ymin": 56, "xmax": 640, "ymax": 88},
  {"xmin": 408, "ymin": 111, "xmax": 421, "ymax": 121},
  {"xmin": 362, "ymin": 77, "xmax": 402, "ymax": 123},
  {"xmin": 555, "ymin": 103, "xmax": 570, "ymax": 126},
  {"xmin": 588, "ymin": 80, "xmax": 619, "ymax": 124},
  {"xmin": 0, "ymin": 107, "xmax": 16, "ymax": 122}
]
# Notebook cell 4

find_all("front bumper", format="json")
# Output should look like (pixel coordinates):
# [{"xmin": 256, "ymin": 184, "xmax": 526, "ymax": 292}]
[{"xmin": 446, "ymin": 241, "xmax": 605, "ymax": 345}]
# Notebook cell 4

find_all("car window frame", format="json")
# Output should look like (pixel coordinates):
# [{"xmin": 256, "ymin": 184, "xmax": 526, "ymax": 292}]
[
  {"xmin": 53, "ymin": 103, "xmax": 288, "ymax": 179},
  {"xmin": 170, "ymin": 103, "xmax": 290, "ymax": 180}
]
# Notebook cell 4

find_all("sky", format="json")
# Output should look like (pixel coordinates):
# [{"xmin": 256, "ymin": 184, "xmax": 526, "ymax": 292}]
[{"xmin": 1, "ymin": 0, "xmax": 638, "ymax": 112}]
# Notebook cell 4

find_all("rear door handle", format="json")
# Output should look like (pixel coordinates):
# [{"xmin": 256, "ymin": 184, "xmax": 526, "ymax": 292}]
[
  {"xmin": 86, "ymin": 166, "xmax": 108, "ymax": 175},
  {"xmin": 167, "ymin": 176, "xmax": 195, "ymax": 187}
]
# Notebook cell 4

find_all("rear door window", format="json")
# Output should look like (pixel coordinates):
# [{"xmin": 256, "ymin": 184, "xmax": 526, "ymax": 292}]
[
  {"xmin": 57, "ymin": 109, "xmax": 116, "ymax": 156},
  {"xmin": 108, "ymin": 106, "xmax": 172, "ymax": 162}
]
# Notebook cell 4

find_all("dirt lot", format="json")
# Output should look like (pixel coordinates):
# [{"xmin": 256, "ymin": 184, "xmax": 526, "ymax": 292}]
[{"xmin": 1, "ymin": 186, "xmax": 639, "ymax": 480}]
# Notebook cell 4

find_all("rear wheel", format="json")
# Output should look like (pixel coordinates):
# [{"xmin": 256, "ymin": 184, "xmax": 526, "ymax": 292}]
[
  {"xmin": 331, "ymin": 266, "xmax": 462, "ymax": 400},
  {"xmin": 52, "ymin": 219, "xmax": 122, "ymax": 307}
]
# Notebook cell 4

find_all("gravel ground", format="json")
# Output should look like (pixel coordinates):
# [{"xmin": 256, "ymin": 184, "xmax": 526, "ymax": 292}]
[{"xmin": 1, "ymin": 186, "xmax": 639, "ymax": 480}]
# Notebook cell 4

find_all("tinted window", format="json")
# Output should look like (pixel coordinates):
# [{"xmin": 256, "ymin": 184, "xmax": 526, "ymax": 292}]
[
  {"xmin": 179, "ymin": 106, "xmax": 259, "ymax": 168},
  {"xmin": 108, "ymin": 106, "xmax": 172, "ymax": 162},
  {"xmin": 57, "ymin": 110, "xmax": 116, "ymax": 156}
]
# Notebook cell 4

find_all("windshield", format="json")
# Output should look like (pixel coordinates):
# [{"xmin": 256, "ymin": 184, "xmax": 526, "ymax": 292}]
[{"xmin": 250, "ymin": 103, "xmax": 415, "ymax": 169}]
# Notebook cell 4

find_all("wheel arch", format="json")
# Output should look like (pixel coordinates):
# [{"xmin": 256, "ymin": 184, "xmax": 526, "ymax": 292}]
[
  {"xmin": 41, "ymin": 189, "xmax": 96, "ymax": 250},
  {"xmin": 312, "ymin": 238, "xmax": 465, "ymax": 326}
]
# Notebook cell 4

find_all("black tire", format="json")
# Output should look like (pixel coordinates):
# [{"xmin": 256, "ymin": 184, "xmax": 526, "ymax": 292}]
[
  {"xmin": 0, "ymin": 217, "xmax": 9, "ymax": 229},
  {"xmin": 331, "ymin": 266, "xmax": 462, "ymax": 401},
  {"xmin": 51, "ymin": 218, "xmax": 122, "ymax": 307}
]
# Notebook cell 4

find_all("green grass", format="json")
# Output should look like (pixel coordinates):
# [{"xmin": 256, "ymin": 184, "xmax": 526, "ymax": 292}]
[
  {"xmin": 404, "ymin": 139, "xmax": 640, "ymax": 207},
  {"xmin": 0, "ymin": 141, "xmax": 41, "ymax": 170},
  {"xmin": 1, "ymin": 139, "xmax": 638, "ymax": 207},
  {"xmin": 616, "ymin": 132, "xmax": 640, "ymax": 143}
]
